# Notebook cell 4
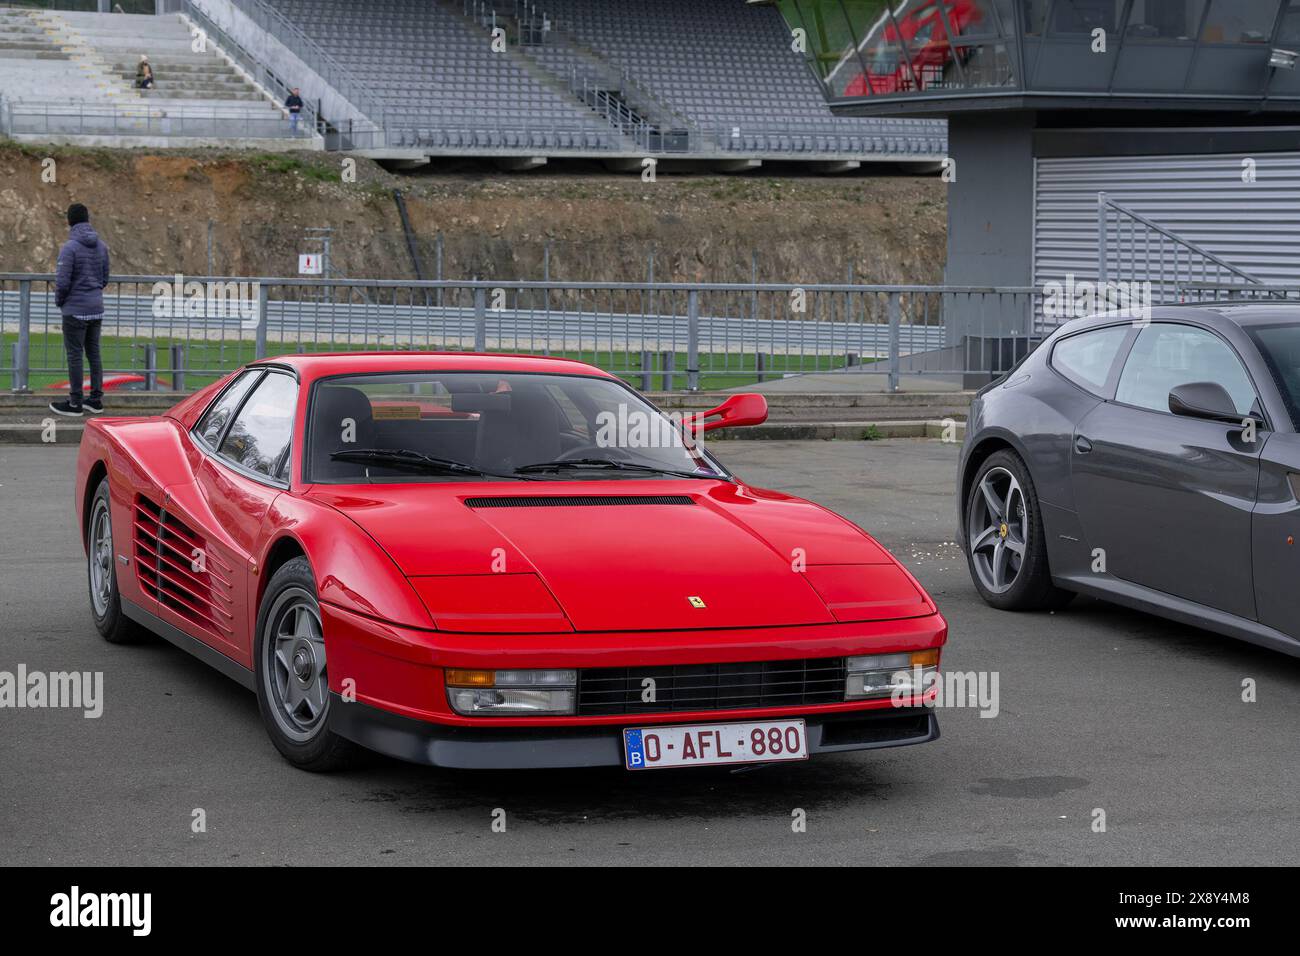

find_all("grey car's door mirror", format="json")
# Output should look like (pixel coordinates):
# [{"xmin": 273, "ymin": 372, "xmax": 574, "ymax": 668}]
[{"xmin": 1168, "ymin": 382, "xmax": 1253, "ymax": 425}]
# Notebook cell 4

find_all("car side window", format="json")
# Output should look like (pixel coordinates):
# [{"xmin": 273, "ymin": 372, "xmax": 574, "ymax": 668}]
[
  {"xmin": 1050, "ymin": 326, "xmax": 1129, "ymax": 395},
  {"xmin": 1116, "ymin": 325, "xmax": 1257, "ymax": 416},
  {"xmin": 195, "ymin": 370, "xmax": 261, "ymax": 448},
  {"xmin": 218, "ymin": 372, "xmax": 298, "ymax": 480}
]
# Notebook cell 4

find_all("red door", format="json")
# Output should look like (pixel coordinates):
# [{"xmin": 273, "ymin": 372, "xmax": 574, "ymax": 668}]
[{"xmin": 156, "ymin": 369, "xmax": 298, "ymax": 668}]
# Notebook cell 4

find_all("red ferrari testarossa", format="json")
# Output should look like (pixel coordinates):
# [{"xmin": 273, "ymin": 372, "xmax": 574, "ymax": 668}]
[{"xmin": 76, "ymin": 352, "xmax": 947, "ymax": 771}]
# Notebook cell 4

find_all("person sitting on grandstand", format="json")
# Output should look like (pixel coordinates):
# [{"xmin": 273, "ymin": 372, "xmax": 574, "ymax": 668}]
[
  {"xmin": 136, "ymin": 55, "xmax": 154, "ymax": 90},
  {"xmin": 286, "ymin": 88, "xmax": 304, "ymax": 135}
]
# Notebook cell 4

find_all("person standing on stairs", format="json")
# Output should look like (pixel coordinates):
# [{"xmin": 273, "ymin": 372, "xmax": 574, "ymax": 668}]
[{"xmin": 286, "ymin": 88, "xmax": 304, "ymax": 135}]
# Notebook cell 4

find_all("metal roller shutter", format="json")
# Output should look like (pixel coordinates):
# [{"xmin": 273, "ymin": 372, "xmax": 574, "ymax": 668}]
[{"xmin": 1034, "ymin": 152, "xmax": 1300, "ymax": 326}]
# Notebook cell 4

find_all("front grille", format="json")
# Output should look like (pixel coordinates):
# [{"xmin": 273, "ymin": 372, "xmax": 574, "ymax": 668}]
[
  {"xmin": 578, "ymin": 658, "xmax": 846, "ymax": 716},
  {"xmin": 465, "ymin": 495, "xmax": 694, "ymax": 509}
]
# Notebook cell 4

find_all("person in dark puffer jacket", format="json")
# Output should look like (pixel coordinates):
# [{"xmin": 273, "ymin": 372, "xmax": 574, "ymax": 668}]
[{"xmin": 50, "ymin": 203, "xmax": 111, "ymax": 417}]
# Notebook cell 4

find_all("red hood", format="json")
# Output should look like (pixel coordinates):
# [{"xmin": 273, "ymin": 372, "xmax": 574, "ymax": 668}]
[{"xmin": 308, "ymin": 481, "xmax": 934, "ymax": 632}]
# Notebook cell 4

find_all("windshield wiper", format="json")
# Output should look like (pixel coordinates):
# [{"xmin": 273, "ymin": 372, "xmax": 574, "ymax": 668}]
[
  {"xmin": 330, "ymin": 448, "xmax": 534, "ymax": 481},
  {"xmin": 515, "ymin": 458, "xmax": 726, "ymax": 481}
]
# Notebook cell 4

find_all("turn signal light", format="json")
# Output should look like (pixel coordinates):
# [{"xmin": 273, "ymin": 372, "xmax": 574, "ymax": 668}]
[{"xmin": 445, "ymin": 669, "xmax": 495, "ymax": 688}]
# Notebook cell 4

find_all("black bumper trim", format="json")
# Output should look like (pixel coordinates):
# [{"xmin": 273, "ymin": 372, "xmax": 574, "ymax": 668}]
[{"xmin": 328, "ymin": 694, "xmax": 939, "ymax": 769}]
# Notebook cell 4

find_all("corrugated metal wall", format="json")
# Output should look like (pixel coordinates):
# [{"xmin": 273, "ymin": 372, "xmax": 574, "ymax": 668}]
[{"xmin": 1034, "ymin": 152, "xmax": 1300, "ymax": 315}]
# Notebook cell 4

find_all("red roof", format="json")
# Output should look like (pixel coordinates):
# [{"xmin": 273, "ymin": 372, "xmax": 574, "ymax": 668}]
[{"xmin": 256, "ymin": 351, "xmax": 615, "ymax": 381}]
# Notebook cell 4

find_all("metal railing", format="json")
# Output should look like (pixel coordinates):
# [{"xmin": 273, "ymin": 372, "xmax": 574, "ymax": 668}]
[
  {"xmin": 1097, "ymin": 192, "xmax": 1263, "ymax": 304},
  {"xmin": 1177, "ymin": 282, "xmax": 1298, "ymax": 303},
  {"xmin": 570, "ymin": 69, "xmax": 651, "ymax": 145},
  {"xmin": 1, "ymin": 275, "xmax": 1049, "ymax": 393},
  {"xmin": 0, "ymin": 95, "xmax": 300, "ymax": 140}
]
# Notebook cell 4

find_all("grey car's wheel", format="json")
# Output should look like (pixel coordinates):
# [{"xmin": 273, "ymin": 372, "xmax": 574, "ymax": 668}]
[
  {"xmin": 87, "ymin": 477, "xmax": 149, "ymax": 644},
  {"xmin": 964, "ymin": 450, "xmax": 1073, "ymax": 612},
  {"xmin": 968, "ymin": 466, "xmax": 1026, "ymax": 595},
  {"xmin": 254, "ymin": 557, "xmax": 361, "ymax": 771}
]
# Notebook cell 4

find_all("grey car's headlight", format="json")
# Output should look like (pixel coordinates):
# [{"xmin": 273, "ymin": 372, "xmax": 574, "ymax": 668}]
[
  {"xmin": 844, "ymin": 649, "xmax": 939, "ymax": 700},
  {"xmin": 445, "ymin": 668, "xmax": 577, "ymax": 716}
]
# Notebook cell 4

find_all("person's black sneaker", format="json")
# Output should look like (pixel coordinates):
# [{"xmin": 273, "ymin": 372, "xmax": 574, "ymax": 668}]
[
  {"xmin": 48, "ymin": 399, "xmax": 83, "ymax": 417},
  {"xmin": 83, "ymin": 399, "xmax": 104, "ymax": 414}
]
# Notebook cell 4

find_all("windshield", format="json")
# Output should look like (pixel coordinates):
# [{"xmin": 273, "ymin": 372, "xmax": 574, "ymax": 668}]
[
  {"xmin": 1246, "ymin": 323, "xmax": 1300, "ymax": 428},
  {"xmin": 307, "ymin": 371, "xmax": 730, "ymax": 483}
]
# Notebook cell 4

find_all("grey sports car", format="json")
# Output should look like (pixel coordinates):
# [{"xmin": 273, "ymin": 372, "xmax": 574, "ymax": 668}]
[{"xmin": 958, "ymin": 303, "xmax": 1300, "ymax": 658}]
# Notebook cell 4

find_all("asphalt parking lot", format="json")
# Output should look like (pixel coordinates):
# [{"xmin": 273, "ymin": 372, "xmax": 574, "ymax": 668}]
[{"xmin": 1, "ymin": 439, "xmax": 1296, "ymax": 866}]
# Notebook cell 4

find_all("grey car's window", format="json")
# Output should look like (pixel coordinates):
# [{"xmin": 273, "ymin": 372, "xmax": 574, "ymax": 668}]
[
  {"xmin": 218, "ymin": 372, "xmax": 298, "ymax": 479},
  {"xmin": 195, "ymin": 369, "xmax": 260, "ymax": 448},
  {"xmin": 1051, "ymin": 326, "xmax": 1128, "ymax": 394},
  {"xmin": 1246, "ymin": 323, "xmax": 1300, "ymax": 428},
  {"xmin": 1116, "ymin": 325, "xmax": 1257, "ymax": 415}
]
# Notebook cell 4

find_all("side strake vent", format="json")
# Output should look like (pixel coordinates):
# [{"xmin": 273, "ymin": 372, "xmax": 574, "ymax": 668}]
[
  {"xmin": 133, "ymin": 496, "xmax": 234, "ymax": 640},
  {"xmin": 464, "ymin": 495, "xmax": 695, "ymax": 509}
]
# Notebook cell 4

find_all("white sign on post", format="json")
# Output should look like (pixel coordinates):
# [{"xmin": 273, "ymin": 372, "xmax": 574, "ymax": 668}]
[{"xmin": 298, "ymin": 254, "xmax": 323, "ymax": 275}]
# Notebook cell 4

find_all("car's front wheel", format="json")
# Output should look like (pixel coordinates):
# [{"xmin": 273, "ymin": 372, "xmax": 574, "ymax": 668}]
[
  {"xmin": 254, "ymin": 556, "xmax": 361, "ymax": 771},
  {"xmin": 964, "ymin": 450, "xmax": 1073, "ymax": 611}
]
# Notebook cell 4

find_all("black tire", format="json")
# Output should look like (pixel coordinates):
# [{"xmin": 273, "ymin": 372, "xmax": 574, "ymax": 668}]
[
  {"xmin": 87, "ymin": 477, "xmax": 150, "ymax": 644},
  {"xmin": 254, "ymin": 556, "xmax": 361, "ymax": 772},
  {"xmin": 963, "ymin": 449, "xmax": 1074, "ymax": 612}
]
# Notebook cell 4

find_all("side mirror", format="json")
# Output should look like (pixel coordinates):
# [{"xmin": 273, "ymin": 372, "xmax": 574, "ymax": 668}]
[
  {"xmin": 1167, "ymin": 382, "xmax": 1251, "ymax": 425},
  {"xmin": 690, "ymin": 393, "xmax": 769, "ymax": 433}
]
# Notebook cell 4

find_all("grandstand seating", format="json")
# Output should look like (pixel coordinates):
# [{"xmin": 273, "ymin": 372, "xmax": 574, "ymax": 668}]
[
  {"xmin": 271, "ymin": 0, "xmax": 621, "ymax": 150},
  {"xmin": 261, "ymin": 0, "xmax": 945, "ymax": 160},
  {"xmin": 0, "ymin": 6, "xmax": 299, "ymax": 143},
  {"xmin": 0, "ymin": 6, "xmax": 119, "ymax": 102},
  {"xmin": 0, "ymin": 0, "xmax": 944, "ymax": 159},
  {"xmin": 539, "ymin": 0, "xmax": 936, "ymax": 151}
]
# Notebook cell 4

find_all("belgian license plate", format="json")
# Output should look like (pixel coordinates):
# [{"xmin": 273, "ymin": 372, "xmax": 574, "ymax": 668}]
[{"xmin": 623, "ymin": 719, "xmax": 809, "ymax": 770}]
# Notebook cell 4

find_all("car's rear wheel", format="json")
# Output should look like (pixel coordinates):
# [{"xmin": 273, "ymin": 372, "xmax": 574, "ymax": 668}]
[
  {"xmin": 254, "ymin": 556, "xmax": 361, "ymax": 771},
  {"xmin": 965, "ymin": 450, "xmax": 1073, "ymax": 611},
  {"xmin": 88, "ymin": 477, "xmax": 149, "ymax": 644}
]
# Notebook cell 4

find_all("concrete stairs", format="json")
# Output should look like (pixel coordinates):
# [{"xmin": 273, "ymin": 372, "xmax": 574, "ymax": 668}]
[
  {"xmin": 0, "ymin": 6, "xmax": 302, "ymax": 146},
  {"xmin": 0, "ymin": 6, "xmax": 127, "ymax": 102},
  {"xmin": 56, "ymin": 9, "xmax": 280, "ymax": 108}
]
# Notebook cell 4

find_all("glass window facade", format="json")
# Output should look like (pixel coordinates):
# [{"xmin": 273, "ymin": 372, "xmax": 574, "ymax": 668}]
[
  {"xmin": 777, "ymin": 0, "xmax": 1018, "ymax": 99},
  {"xmin": 775, "ymin": 0, "xmax": 1300, "ymax": 106},
  {"xmin": 1200, "ymin": 0, "xmax": 1279, "ymax": 43}
]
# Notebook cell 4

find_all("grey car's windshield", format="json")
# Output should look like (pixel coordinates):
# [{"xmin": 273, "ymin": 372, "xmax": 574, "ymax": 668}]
[
  {"xmin": 308, "ymin": 371, "xmax": 728, "ymax": 483},
  {"xmin": 1245, "ymin": 323, "xmax": 1300, "ymax": 428}
]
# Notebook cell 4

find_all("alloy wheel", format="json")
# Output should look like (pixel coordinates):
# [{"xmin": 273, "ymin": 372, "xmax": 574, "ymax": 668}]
[
  {"xmin": 968, "ymin": 466, "xmax": 1027, "ymax": 594},
  {"xmin": 264, "ymin": 588, "xmax": 329, "ymax": 741},
  {"xmin": 89, "ymin": 496, "xmax": 113, "ymax": 617}
]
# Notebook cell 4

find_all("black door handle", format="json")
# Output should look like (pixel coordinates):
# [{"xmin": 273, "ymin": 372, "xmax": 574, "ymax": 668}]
[{"xmin": 1075, "ymin": 435, "xmax": 1093, "ymax": 454}]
